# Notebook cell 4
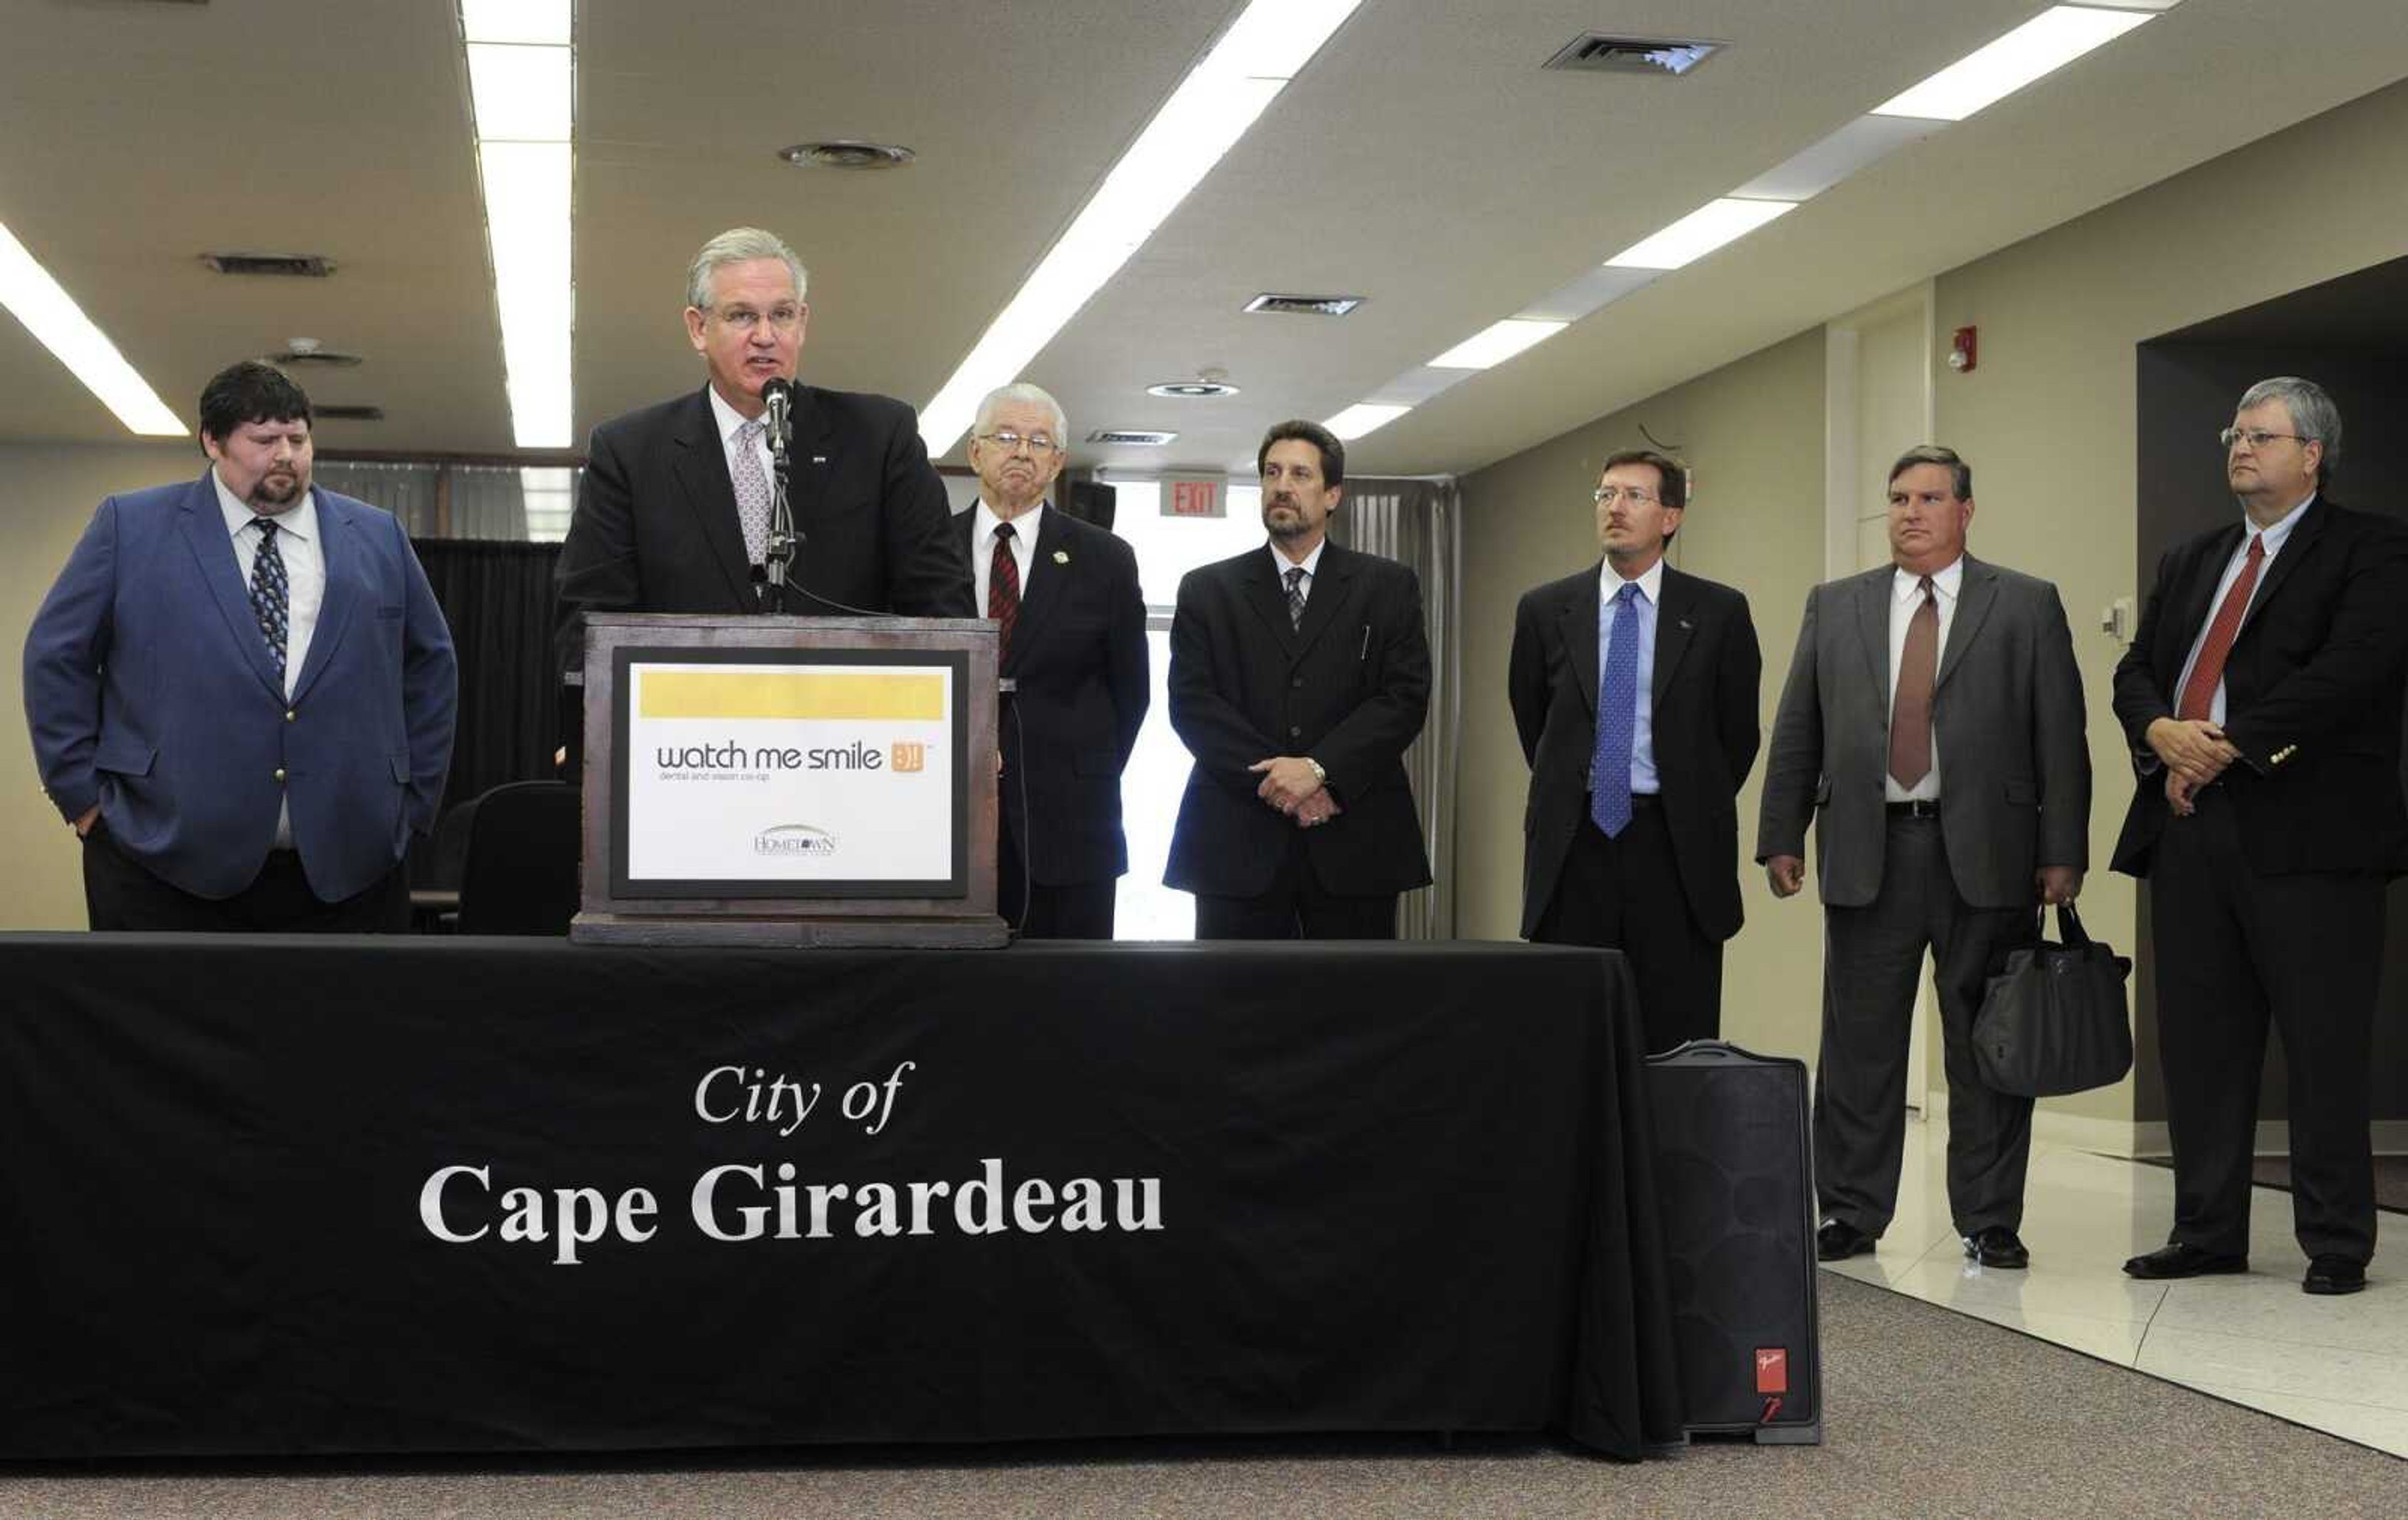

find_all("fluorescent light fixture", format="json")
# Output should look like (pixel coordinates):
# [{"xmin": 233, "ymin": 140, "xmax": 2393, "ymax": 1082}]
[
  {"xmin": 479, "ymin": 142, "xmax": 573, "ymax": 448},
  {"xmin": 0, "ymin": 216, "xmax": 183, "ymax": 435},
  {"xmin": 466, "ymin": 44, "xmax": 572, "ymax": 141},
  {"xmin": 1428, "ymin": 318, "xmax": 1566, "ymax": 371},
  {"xmin": 1872, "ymin": 5, "xmax": 2154, "ymax": 122},
  {"xmin": 462, "ymin": 0, "xmax": 569, "ymax": 46},
  {"xmin": 1607, "ymin": 198, "xmax": 1796, "ymax": 271},
  {"xmin": 920, "ymin": 0, "xmax": 1363, "ymax": 456},
  {"xmin": 460, "ymin": 8, "xmax": 574, "ymax": 448},
  {"xmin": 1733, "ymin": 114, "xmax": 1940, "ymax": 201},
  {"xmin": 1324, "ymin": 403, "xmax": 1409, "ymax": 441}
]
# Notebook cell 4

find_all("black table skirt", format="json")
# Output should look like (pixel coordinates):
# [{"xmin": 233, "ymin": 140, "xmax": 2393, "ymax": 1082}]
[{"xmin": 0, "ymin": 936, "xmax": 1683, "ymax": 1460}]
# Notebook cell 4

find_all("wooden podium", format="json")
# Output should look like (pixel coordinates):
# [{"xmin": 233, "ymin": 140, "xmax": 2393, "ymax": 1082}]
[{"xmin": 569, "ymin": 613, "xmax": 1006, "ymax": 948}]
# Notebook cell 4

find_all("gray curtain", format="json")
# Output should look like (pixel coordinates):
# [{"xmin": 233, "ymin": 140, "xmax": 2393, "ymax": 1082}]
[
  {"xmin": 1331, "ymin": 476, "xmax": 1462, "ymax": 941},
  {"xmin": 310, "ymin": 462, "xmax": 578, "ymax": 542}
]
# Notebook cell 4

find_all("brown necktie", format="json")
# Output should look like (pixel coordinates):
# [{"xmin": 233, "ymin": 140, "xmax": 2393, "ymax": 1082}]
[
  {"xmin": 2177, "ymin": 535, "xmax": 2264, "ymax": 722},
  {"xmin": 1888, "ymin": 576, "xmax": 1938, "ymax": 789},
  {"xmin": 988, "ymin": 522, "xmax": 1020, "ymax": 666}
]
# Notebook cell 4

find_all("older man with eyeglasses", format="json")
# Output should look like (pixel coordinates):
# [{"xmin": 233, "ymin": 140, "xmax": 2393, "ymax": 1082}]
[
  {"xmin": 554, "ymin": 226, "xmax": 971, "ymax": 677},
  {"xmin": 1508, "ymin": 449, "xmax": 1761, "ymax": 1055},
  {"xmin": 953, "ymin": 384, "xmax": 1148, "ymax": 938},
  {"xmin": 2112, "ymin": 376, "xmax": 2408, "ymax": 1297}
]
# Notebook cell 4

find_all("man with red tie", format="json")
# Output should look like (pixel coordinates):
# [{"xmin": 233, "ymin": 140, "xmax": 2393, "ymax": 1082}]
[
  {"xmin": 2113, "ymin": 377, "xmax": 2408, "ymax": 1296},
  {"xmin": 955, "ymin": 384, "xmax": 1148, "ymax": 938}
]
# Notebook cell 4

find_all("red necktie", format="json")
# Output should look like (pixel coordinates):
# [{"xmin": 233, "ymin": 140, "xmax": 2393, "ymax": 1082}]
[
  {"xmin": 2177, "ymin": 535, "xmax": 2264, "ymax": 722},
  {"xmin": 988, "ymin": 522, "xmax": 1020, "ymax": 666}
]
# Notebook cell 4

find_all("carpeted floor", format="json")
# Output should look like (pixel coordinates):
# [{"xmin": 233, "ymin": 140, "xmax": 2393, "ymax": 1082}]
[
  {"xmin": 0, "ymin": 1274, "xmax": 2396, "ymax": 1518},
  {"xmin": 2134, "ymin": 1154, "xmax": 2408, "ymax": 1213}
]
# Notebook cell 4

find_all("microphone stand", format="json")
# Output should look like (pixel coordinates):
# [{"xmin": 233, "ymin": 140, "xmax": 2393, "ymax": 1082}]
[{"xmin": 763, "ymin": 398, "xmax": 796, "ymax": 615}]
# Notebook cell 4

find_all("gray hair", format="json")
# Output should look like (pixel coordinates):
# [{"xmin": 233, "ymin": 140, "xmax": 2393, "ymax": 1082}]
[
  {"xmin": 1888, "ymin": 443, "xmax": 1972, "ymax": 500},
  {"xmin": 974, "ymin": 382, "xmax": 1068, "ymax": 445},
  {"xmin": 686, "ymin": 228, "xmax": 808, "ymax": 312},
  {"xmin": 2238, "ymin": 376, "xmax": 2342, "ymax": 483}
]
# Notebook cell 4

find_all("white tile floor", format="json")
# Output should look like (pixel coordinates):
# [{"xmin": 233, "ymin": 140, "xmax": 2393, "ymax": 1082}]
[{"xmin": 1820, "ymin": 1118, "xmax": 2408, "ymax": 1459}]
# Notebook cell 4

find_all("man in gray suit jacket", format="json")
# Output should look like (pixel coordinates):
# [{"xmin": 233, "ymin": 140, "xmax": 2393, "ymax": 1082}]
[{"xmin": 1757, "ymin": 445, "xmax": 2089, "ymax": 1271}]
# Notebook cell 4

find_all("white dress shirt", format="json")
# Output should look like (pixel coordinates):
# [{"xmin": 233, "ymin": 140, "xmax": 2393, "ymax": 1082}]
[
  {"xmin": 1268, "ymin": 537, "xmax": 1328, "ymax": 606},
  {"xmin": 216, "ymin": 468, "xmax": 325, "ymax": 847},
  {"xmin": 973, "ymin": 499, "xmax": 1043, "ymax": 614},
  {"xmin": 2173, "ymin": 492, "xmax": 2315, "ymax": 726},
  {"xmin": 1885, "ymin": 556, "xmax": 1962, "ymax": 803}
]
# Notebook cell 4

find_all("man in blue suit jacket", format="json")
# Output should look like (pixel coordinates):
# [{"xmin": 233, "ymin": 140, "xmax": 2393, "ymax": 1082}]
[{"xmin": 23, "ymin": 361, "xmax": 457, "ymax": 931}]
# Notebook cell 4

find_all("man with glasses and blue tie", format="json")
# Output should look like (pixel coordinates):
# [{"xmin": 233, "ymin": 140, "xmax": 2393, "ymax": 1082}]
[
  {"xmin": 554, "ymin": 227, "xmax": 971, "ymax": 675},
  {"xmin": 2113, "ymin": 377, "xmax": 2408, "ymax": 1297},
  {"xmin": 1758, "ymin": 445, "xmax": 2088, "ymax": 1273},
  {"xmin": 1508, "ymin": 450, "xmax": 1761, "ymax": 1054},
  {"xmin": 24, "ymin": 360, "xmax": 457, "ymax": 931}
]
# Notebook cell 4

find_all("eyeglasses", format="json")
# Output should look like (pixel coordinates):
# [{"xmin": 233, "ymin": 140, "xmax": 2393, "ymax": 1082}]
[
  {"xmin": 713, "ymin": 305, "xmax": 805, "ymax": 334},
  {"xmin": 1593, "ymin": 485, "xmax": 1661, "ymax": 507},
  {"xmin": 977, "ymin": 430, "xmax": 1060, "ymax": 455},
  {"xmin": 2219, "ymin": 427, "xmax": 2312, "ymax": 451}
]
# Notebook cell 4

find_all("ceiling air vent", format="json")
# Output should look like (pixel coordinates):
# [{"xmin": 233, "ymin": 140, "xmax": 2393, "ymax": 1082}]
[
  {"xmin": 201, "ymin": 252, "xmax": 335, "ymax": 277},
  {"xmin": 268, "ymin": 338, "xmax": 362, "ymax": 367},
  {"xmin": 1542, "ymin": 35, "xmax": 1723, "ymax": 77},
  {"xmin": 1088, "ymin": 430, "xmax": 1177, "ymax": 447},
  {"xmin": 1243, "ymin": 293, "xmax": 1364, "ymax": 317},
  {"xmin": 314, "ymin": 405, "xmax": 384, "ymax": 421}
]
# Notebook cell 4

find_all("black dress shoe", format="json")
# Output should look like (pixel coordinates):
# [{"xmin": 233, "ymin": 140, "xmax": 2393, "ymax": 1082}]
[
  {"xmin": 2303, "ymin": 1256, "xmax": 2367, "ymax": 1296},
  {"xmin": 2123, "ymin": 1242, "xmax": 2248, "ymax": 1279},
  {"xmin": 1962, "ymin": 1226, "xmax": 2030, "ymax": 1269},
  {"xmin": 1816, "ymin": 1219, "xmax": 1876, "ymax": 1262}
]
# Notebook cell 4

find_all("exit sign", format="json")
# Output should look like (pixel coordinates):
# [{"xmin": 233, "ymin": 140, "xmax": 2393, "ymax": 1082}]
[{"xmin": 1166, "ymin": 478, "xmax": 1223, "ymax": 518}]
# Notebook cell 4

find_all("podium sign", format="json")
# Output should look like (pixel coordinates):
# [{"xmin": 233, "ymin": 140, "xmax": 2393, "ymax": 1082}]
[{"xmin": 573, "ymin": 614, "xmax": 1006, "ymax": 947}]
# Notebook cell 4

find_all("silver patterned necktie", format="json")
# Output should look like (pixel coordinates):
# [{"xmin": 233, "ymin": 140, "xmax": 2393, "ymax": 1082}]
[
  {"xmin": 1284, "ymin": 565, "xmax": 1307, "ymax": 628},
  {"xmin": 731, "ymin": 419, "xmax": 771, "ymax": 566},
  {"xmin": 249, "ymin": 519, "xmax": 289, "ymax": 680}
]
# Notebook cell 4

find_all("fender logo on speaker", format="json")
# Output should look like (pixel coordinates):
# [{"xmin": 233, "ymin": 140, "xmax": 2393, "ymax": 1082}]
[{"xmin": 1755, "ymin": 1347, "xmax": 1789, "ymax": 1394}]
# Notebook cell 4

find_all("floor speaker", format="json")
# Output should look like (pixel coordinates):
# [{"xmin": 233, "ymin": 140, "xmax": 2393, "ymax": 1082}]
[{"xmin": 1645, "ymin": 1040, "xmax": 1822, "ymax": 1444}]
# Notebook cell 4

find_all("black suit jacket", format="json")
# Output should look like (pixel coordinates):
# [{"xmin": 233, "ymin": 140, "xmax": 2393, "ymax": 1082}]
[
  {"xmin": 2111, "ymin": 497, "xmax": 2408, "ymax": 879},
  {"xmin": 957, "ymin": 504, "xmax": 1149, "ymax": 884},
  {"xmin": 1164, "ymin": 541, "xmax": 1432, "ymax": 898},
  {"xmin": 552, "ymin": 384, "xmax": 973, "ymax": 672},
  {"xmin": 1508, "ymin": 563, "xmax": 1761, "ymax": 941}
]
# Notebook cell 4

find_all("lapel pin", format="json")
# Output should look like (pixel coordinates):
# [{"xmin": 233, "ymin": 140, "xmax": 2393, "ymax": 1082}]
[
  {"xmin": 1053, "ymin": 549, "xmax": 1070, "ymax": 565},
  {"xmin": 811, "ymin": 455, "xmax": 828, "ymax": 465},
  {"xmin": 1680, "ymin": 618, "xmax": 1694, "ymax": 630}
]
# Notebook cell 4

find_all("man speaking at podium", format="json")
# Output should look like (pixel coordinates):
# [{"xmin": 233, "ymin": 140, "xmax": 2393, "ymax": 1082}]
[{"xmin": 553, "ymin": 227, "xmax": 972, "ymax": 675}]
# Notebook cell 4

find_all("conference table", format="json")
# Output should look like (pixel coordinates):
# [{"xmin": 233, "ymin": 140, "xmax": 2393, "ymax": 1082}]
[{"xmin": 0, "ymin": 936, "xmax": 1684, "ymax": 1461}]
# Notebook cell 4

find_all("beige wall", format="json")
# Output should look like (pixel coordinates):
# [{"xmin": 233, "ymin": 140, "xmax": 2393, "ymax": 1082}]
[
  {"xmin": 1453, "ymin": 78, "xmax": 2408, "ymax": 1134},
  {"xmin": 1458, "ymin": 328, "xmax": 1828, "ymax": 1061},
  {"xmin": 1, "ymin": 441, "xmax": 203, "ymax": 928}
]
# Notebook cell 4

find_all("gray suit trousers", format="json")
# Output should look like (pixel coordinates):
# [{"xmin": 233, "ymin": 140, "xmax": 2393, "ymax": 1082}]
[{"xmin": 1815, "ymin": 813, "xmax": 2036, "ymax": 1237}]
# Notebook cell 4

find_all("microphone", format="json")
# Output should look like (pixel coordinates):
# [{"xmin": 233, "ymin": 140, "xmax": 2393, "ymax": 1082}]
[{"xmin": 761, "ymin": 377, "xmax": 795, "ymax": 457}]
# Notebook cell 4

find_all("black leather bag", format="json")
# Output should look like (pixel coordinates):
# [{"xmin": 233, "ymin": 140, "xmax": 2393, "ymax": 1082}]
[{"xmin": 1972, "ymin": 902, "xmax": 2134, "ymax": 1097}]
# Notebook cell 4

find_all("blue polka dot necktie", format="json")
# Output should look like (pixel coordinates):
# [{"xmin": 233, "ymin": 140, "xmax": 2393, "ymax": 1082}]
[
  {"xmin": 1590, "ymin": 583, "xmax": 1640, "ymax": 837},
  {"xmin": 250, "ymin": 518, "xmax": 289, "ymax": 681}
]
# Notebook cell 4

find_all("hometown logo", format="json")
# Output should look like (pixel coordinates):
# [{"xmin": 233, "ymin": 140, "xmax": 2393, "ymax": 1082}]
[{"xmin": 754, "ymin": 823, "xmax": 839, "ymax": 857}]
